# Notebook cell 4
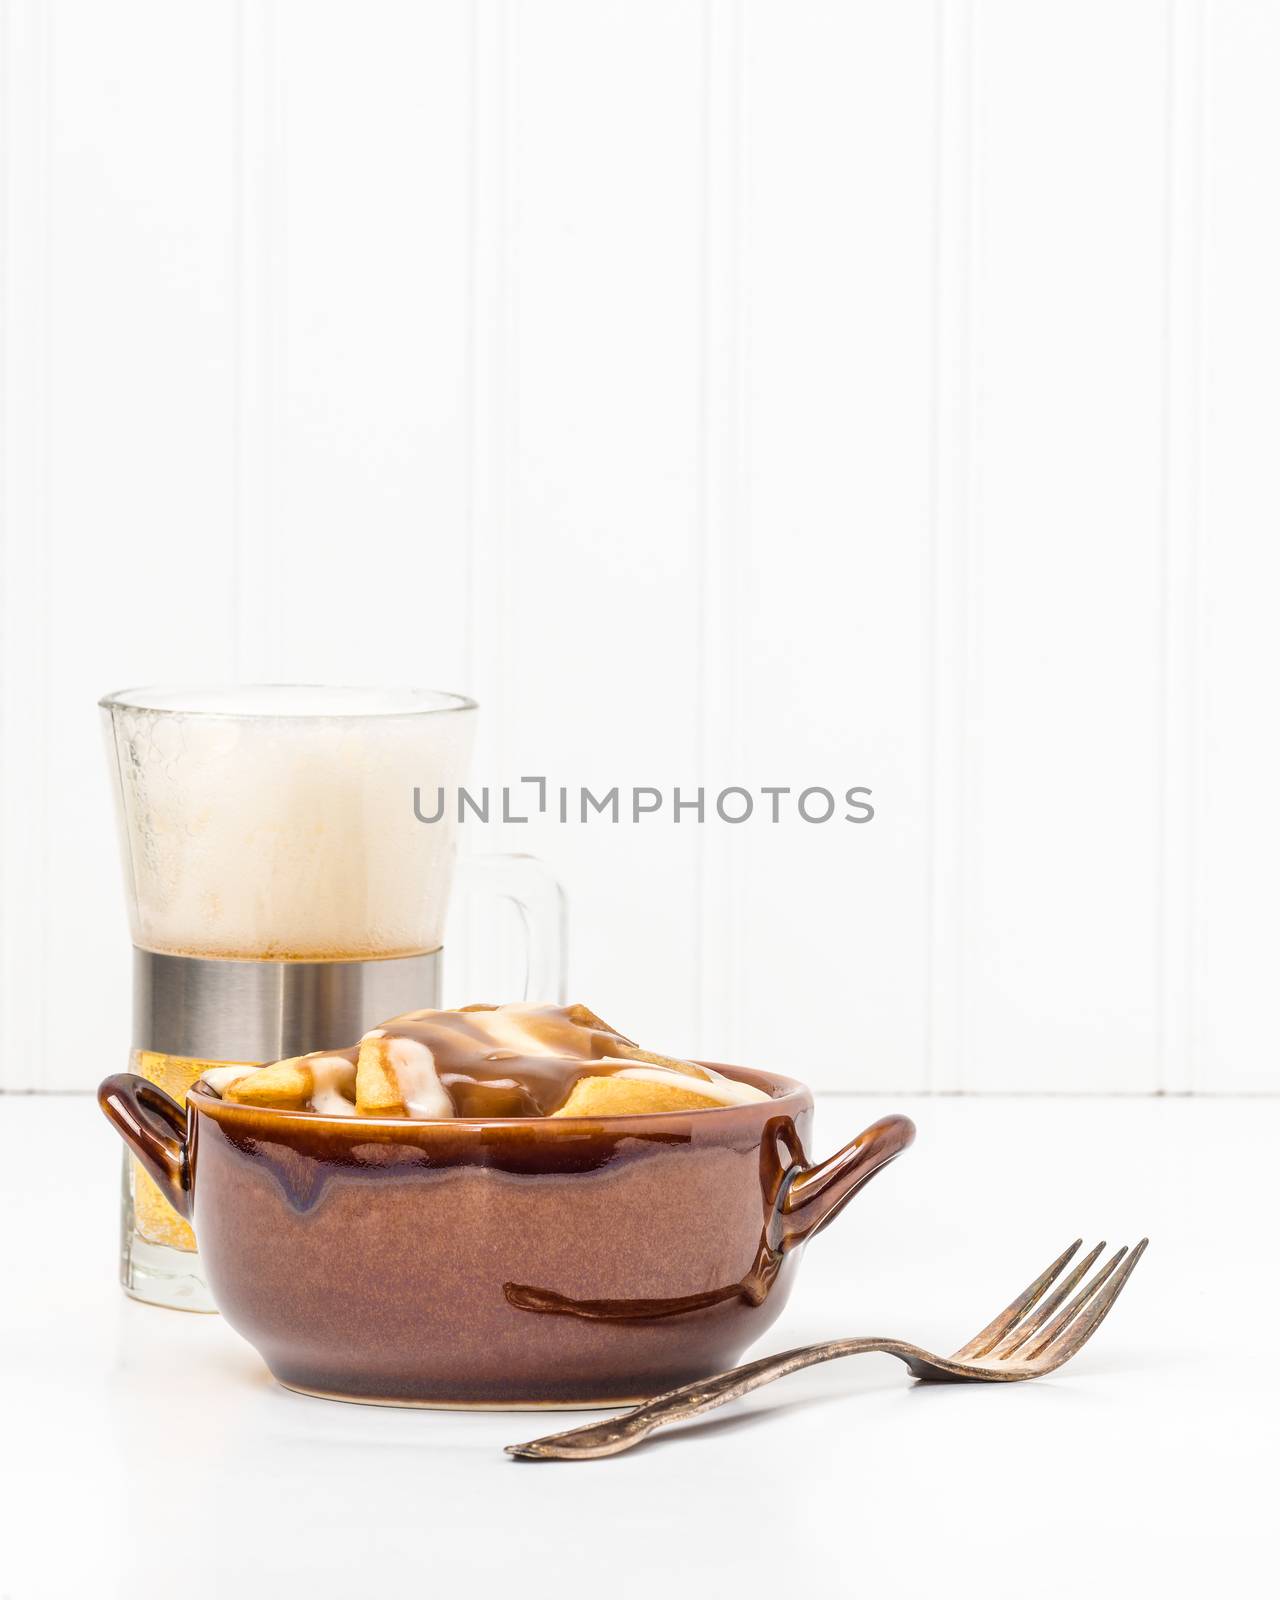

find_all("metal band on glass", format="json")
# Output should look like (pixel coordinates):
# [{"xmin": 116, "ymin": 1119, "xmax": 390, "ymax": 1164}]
[{"xmin": 131, "ymin": 947, "xmax": 442, "ymax": 1062}]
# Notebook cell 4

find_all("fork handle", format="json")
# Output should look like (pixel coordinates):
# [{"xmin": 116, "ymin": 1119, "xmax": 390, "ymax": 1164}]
[{"xmin": 507, "ymin": 1338, "xmax": 924, "ymax": 1460}]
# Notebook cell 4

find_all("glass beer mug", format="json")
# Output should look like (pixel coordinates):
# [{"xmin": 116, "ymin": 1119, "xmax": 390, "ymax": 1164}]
[{"xmin": 100, "ymin": 685, "xmax": 563, "ymax": 1310}]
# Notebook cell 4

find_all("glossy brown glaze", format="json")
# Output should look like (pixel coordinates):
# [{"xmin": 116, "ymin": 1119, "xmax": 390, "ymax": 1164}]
[
  {"xmin": 98, "ymin": 1067, "xmax": 914, "ymax": 1407},
  {"xmin": 364, "ymin": 1002, "xmax": 713, "ymax": 1116}
]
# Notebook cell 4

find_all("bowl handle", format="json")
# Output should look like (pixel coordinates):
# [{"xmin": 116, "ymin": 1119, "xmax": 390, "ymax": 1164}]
[
  {"xmin": 774, "ymin": 1114, "xmax": 915, "ymax": 1252},
  {"xmin": 98, "ymin": 1073, "xmax": 192, "ymax": 1222}
]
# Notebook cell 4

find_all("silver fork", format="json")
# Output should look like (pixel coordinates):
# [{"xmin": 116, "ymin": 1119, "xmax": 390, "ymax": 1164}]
[{"xmin": 507, "ymin": 1236, "xmax": 1148, "ymax": 1461}]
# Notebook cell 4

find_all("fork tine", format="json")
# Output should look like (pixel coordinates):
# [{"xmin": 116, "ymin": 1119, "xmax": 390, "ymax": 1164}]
[
  {"xmin": 1017, "ymin": 1245, "xmax": 1128, "ymax": 1359},
  {"xmin": 1031, "ymin": 1239, "xmax": 1148, "ymax": 1367},
  {"xmin": 953, "ymin": 1240, "xmax": 1082, "ymax": 1360},
  {"xmin": 987, "ymin": 1240, "xmax": 1107, "ymax": 1359}
]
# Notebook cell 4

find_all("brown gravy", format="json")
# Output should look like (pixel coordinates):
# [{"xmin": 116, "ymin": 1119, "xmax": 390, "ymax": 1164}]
[{"xmin": 360, "ymin": 1003, "xmax": 716, "ymax": 1117}]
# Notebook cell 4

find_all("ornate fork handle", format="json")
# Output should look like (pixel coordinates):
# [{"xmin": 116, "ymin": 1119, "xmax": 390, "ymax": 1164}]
[{"xmin": 506, "ymin": 1338, "xmax": 949, "ymax": 1461}]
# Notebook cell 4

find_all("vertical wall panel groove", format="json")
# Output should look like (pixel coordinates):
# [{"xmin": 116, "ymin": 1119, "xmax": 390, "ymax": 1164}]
[
  {"xmin": 494, "ymin": 0, "xmax": 707, "ymax": 1045},
  {"xmin": 695, "ymin": 0, "xmax": 747, "ymax": 1061},
  {"xmin": 1196, "ymin": 0, "xmax": 1280, "ymax": 1093},
  {"xmin": 963, "ymin": 0, "xmax": 1167, "ymax": 1093},
  {"xmin": 466, "ymin": 0, "xmax": 512, "ymax": 791},
  {"xmin": 455, "ymin": 0, "xmax": 518, "ymax": 1000},
  {"xmin": 927, "ymin": 0, "xmax": 975, "ymax": 1092},
  {"xmin": 250, "ymin": 1, "xmax": 472, "ymax": 690},
  {"xmin": 0, "ymin": 0, "xmax": 51, "ymax": 1087},
  {"xmin": 1158, "ymin": 0, "xmax": 1206, "ymax": 1094},
  {"xmin": 736, "ymin": 0, "xmax": 935, "ymax": 1089},
  {"xmin": 960, "ymin": 10, "xmax": 987, "ymax": 1093},
  {"xmin": 233, "ymin": 0, "xmax": 281, "ymax": 680}
]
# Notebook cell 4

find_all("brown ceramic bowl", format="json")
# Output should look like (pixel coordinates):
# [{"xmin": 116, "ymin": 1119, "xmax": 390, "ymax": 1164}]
[{"xmin": 99, "ymin": 1066, "xmax": 914, "ymax": 1408}]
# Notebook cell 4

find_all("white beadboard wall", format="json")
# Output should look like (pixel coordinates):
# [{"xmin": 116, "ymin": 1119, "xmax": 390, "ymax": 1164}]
[{"xmin": 0, "ymin": 0, "xmax": 1276, "ymax": 1095}]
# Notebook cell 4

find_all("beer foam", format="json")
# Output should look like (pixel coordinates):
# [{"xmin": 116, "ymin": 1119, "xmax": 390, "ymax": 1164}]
[{"xmin": 102, "ymin": 690, "xmax": 475, "ymax": 959}]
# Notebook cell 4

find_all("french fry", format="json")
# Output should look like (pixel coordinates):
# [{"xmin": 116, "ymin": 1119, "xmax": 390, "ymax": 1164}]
[
  {"xmin": 552, "ymin": 1074, "xmax": 724, "ymax": 1118},
  {"xmin": 355, "ymin": 1037, "xmax": 408, "ymax": 1116},
  {"xmin": 200, "ymin": 1065, "xmax": 256, "ymax": 1096},
  {"xmin": 565, "ymin": 1003, "xmax": 618, "ymax": 1035},
  {"xmin": 222, "ymin": 1058, "xmax": 313, "ymax": 1109},
  {"xmin": 609, "ymin": 1042, "xmax": 711, "ymax": 1078}
]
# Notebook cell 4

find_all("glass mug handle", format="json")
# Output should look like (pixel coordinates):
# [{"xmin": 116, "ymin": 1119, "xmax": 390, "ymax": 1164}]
[{"xmin": 449, "ymin": 853, "xmax": 567, "ymax": 1004}]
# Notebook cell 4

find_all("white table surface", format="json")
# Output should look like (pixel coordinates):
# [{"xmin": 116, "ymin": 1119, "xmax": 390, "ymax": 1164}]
[{"xmin": 1, "ymin": 1093, "xmax": 1271, "ymax": 1600}]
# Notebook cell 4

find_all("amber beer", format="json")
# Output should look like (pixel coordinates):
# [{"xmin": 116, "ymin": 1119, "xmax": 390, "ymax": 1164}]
[{"xmin": 125, "ymin": 1050, "xmax": 248, "ymax": 1253}]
